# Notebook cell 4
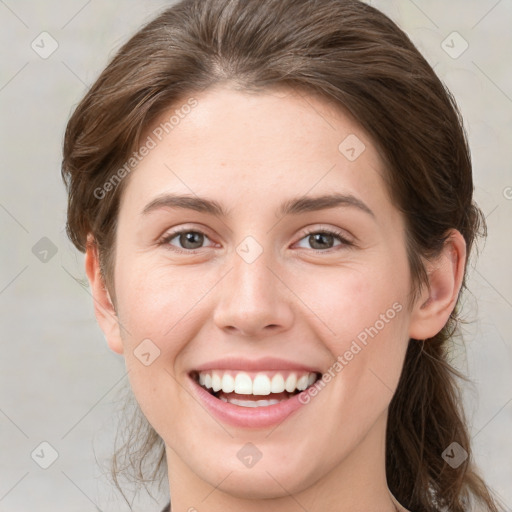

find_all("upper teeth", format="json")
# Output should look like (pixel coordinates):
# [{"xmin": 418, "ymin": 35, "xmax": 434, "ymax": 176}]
[{"xmin": 197, "ymin": 371, "xmax": 318, "ymax": 395}]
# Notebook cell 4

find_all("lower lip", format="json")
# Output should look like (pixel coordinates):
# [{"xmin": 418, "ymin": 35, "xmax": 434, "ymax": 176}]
[{"xmin": 189, "ymin": 376, "xmax": 312, "ymax": 429}]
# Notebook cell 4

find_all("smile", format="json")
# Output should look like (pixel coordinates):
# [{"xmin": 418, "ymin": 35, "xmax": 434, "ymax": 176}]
[
  {"xmin": 188, "ymin": 368, "xmax": 322, "ymax": 428},
  {"xmin": 192, "ymin": 370, "xmax": 320, "ymax": 406}
]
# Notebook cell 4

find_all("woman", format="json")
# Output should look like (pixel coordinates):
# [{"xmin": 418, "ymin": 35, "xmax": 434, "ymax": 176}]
[{"xmin": 61, "ymin": 0, "xmax": 504, "ymax": 510}]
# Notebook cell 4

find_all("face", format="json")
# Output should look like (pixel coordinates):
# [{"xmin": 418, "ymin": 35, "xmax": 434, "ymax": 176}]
[{"xmin": 98, "ymin": 85, "xmax": 419, "ymax": 500}]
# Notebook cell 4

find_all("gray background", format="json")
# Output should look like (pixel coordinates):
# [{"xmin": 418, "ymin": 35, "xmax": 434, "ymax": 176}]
[{"xmin": 0, "ymin": 1, "xmax": 511, "ymax": 511}]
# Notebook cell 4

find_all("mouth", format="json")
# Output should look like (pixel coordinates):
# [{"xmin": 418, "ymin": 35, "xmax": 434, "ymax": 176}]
[{"xmin": 189, "ymin": 369, "xmax": 322, "ymax": 408}]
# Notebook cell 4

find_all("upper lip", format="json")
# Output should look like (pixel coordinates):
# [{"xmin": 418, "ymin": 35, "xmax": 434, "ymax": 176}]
[{"xmin": 191, "ymin": 356, "xmax": 322, "ymax": 374}]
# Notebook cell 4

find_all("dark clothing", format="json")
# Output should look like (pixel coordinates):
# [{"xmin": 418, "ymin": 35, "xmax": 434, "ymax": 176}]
[{"xmin": 161, "ymin": 504, "xmax": 170, "ymax": 512}]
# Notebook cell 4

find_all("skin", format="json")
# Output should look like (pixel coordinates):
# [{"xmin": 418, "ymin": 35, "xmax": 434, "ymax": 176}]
[{"xmin": 85, "ymin": 84, "xmax": 466, "ymax": 512}]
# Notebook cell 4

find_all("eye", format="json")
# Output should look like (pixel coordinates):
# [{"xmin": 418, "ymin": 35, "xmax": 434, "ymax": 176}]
[
  {"xmin": 295, "ymin": 228, "xmax": 353, "ymax": 251},
  {"xmin": 160, "ymin": 229, "xmax": 214, "ymax": 252},
  {"xmin": 159, "ymin": 226, "xmax": 353, "ymax": 254}
]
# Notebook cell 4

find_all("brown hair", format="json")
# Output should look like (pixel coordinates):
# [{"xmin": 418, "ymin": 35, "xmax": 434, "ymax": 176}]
[{"xmin": 61, "ymin": 0, "xmax": 504, "ymax": 510}]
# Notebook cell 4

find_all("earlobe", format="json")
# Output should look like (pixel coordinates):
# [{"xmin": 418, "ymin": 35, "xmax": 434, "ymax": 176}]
[
  {"xmin": 84, "ymin": 236, "xmax": 124, "ymax": 355},
  {"xmin": 409, "ymin": 230, "xmax": 466, "ymax": 340}
]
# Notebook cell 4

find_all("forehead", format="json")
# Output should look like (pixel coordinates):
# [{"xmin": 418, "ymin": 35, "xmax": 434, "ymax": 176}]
[{"xmin": 120, "ymin": 85, "xmax": 393, "ymax": 218}]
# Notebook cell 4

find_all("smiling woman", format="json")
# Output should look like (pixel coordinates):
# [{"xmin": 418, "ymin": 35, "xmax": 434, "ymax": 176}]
[{"xmin": 61, "ymin": 1, "xmax": 504, "ymax": 511}]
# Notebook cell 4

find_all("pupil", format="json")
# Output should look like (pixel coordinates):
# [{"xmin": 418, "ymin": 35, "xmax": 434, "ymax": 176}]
[
  {"xmin": 309, "ymin": 233, "xmax": 333, "ymax": 250},
  {"xmin": 181, "ymin": 232, "xmax": 204, "ymax": 249}
]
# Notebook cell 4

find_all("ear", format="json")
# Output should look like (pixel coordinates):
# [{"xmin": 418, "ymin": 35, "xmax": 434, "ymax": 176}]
[
  {"xmin": 84, "ymin": 236, "xmax": 124, "ymax": 354},
  {"xmin": 409, "ymin": 229, "xmax": 466, "ymax": 340}
]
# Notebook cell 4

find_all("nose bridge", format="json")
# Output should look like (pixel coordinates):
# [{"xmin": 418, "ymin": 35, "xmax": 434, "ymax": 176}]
[
  {"xmin": 212, "ymin": 236, "xmax": 293, "ymax": 336},
  {"xmin": 232, "ymin": 246, "xmax": 275, "ymax": 304}
]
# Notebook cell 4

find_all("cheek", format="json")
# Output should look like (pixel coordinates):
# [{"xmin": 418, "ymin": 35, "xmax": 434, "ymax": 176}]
[
  {"xmin": 114, "ymin": 264, "xmax": 205, "ymax": 428},
  {"xmin": 298, "ymin": 259, "xmax": 408, "ymax": 341},
  {"xmin": 296, "ymin": 259, "xmax": 410, "ymax": 397},
  {"xmin": 113, "ymin": 259, "xmax": 220, "ymax": 404}
]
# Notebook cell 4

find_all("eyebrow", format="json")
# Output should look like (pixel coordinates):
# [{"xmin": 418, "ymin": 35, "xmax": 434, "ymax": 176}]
[{"xmin": 141, "ymin": 192, "xmax": 375, "ymax": 219}]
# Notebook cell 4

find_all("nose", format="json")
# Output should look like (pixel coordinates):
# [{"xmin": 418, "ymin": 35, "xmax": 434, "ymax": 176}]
[{"xmin": 212, "ymin": 247, "xmax": 294, "ymax": 338}]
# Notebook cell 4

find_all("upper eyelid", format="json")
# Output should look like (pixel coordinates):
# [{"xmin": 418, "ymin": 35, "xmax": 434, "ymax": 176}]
[
  {"xmin": 301, "ymin": 225, "xmax": 352, "ymax": 239},
  {"xmin": 161, "ymin": 224, "xmax": 349, "ymax": 239},
  {"xmin": 295, "ymin": 228, "xmax": 354, "ymax": 248},
  {"xmin": 160, "ymin": 224, "xmax": 215, "ymax": 242},
  {"xmin": 160, "ymin": 225, "xmax": 353, "ymax": 249}
]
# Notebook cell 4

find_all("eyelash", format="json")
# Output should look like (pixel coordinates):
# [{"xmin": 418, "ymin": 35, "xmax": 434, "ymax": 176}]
[
  {"xmin": 158, "ymin": 226, "xmax": 353, "ymax": 254},
  {"xmin": 299, "ymin": 227, "xmax": 353, "ymax": 251}
]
